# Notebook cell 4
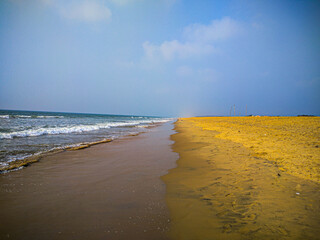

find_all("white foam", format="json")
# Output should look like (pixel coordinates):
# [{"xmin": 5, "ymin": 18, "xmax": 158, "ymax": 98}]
[
  {"xmin": 0, "ymin": 115, "xmax": 64, "ymax": 119},
  {"xmin": 136, "ymin": 125, "xmax": 149, "ymax": 128},
  {"xmin": 0, "ymin": 162, "xmax": 9, "ymax": 167},
  {"xmin": 0, "ymin": 119, "xmax": 171, "ymax": 139},
  {"xmin": 1, "ymin": 166, "xmax": 24, "ymax": 174},
  {"xmin": 36, "ymin": 115, "xmax": 64, "ymax": 118}
]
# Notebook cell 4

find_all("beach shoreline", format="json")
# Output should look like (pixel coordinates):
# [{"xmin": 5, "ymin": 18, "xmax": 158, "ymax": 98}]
[
  {"xmin": 0, "ymin": 122, "xmax": 177, "ymax": 240},
  {"xmin": 0, "ymin": 109, "xmax": 171, "ymax": 173},
  {"xmin": 0, "ymin": 122, "xmax": 166, "ymax": 174},
  {"xmin": 2, "ymin": 117, "xmax": 319, "ymax": 239}
]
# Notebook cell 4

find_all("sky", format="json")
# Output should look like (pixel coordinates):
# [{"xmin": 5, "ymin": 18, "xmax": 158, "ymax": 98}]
[{"xmin": 0, "ymin": 0, "xmax": 319, "ymax": 117}]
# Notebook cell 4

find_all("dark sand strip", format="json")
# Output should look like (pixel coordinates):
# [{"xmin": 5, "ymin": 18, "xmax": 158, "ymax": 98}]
[{"xmin": 0, "ymin": 122, "xmax": 177, "ymax": 240}]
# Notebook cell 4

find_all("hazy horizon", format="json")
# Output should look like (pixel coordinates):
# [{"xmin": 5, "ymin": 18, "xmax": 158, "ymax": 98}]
[
  {"xmin": 1, "ymin": 0, "xmax": 319, "ymax": 117},
  {"xmin": 1, "ymin": 108, "xmax": 319, "ymax": 118},
  {"xmin": 0, "ymin": 108, "xmax": 172, "ymax": 118}
]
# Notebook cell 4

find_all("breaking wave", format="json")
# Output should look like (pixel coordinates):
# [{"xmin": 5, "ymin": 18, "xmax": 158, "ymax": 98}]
[
  {"xmin": 0, "ymin": 115, "xmax": 64, "ymax": 119},
  {"xmin": 0, "ymin": 119, "xmax": 170, "ymax": 139}
]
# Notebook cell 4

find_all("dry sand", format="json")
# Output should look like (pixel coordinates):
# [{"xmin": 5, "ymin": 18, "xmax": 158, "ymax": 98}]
[
  {"xmin": 189, "ymin": 117, "xmax": 320, "ymax": 183},
  {"xmin": 0, "ymin": 122, "xmax": 177, "ymax": 240},
  {"xmin": 163, "ymin": 117, "xmax": 320, "ymax": 240}
]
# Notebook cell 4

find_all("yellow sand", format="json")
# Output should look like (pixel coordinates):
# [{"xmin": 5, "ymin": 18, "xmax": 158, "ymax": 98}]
[
  {"xmin": 189, "ymin": 116, "xmax": 320, "ymax": 183},
  {"xmin": 163, "ymin": 117, "xmax": 320, "ymax": 239}
]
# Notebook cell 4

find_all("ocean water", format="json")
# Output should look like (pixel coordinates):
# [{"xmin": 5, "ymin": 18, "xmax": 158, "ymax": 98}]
[{"xmin": 0, "ymin": 110, "xmax": 171, "ymax": 171}]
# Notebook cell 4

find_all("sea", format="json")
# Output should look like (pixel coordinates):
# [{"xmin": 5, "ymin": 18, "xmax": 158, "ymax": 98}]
[{"xmin": 0, "ymin": 109, "xmax": 171, "ymax": 172}]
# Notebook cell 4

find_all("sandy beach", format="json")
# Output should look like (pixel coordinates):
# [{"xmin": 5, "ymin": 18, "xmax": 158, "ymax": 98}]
[
  {"xmin": 1, "ymin": 0, "xmax": 319, "ymax": 239},
  {"xmin": 0, "ymin": 122, "xmax": 177, "ymax": 240},
  {"xmin": 163, "ymin": 117, "xmax": 320, "ymax": 239},
  {"xmin": 1, "ymin": 117, "xmax": 320, "ymax": 240}
]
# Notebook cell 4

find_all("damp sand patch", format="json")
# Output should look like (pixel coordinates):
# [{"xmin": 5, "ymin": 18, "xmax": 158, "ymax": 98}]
[{"xmin": 0, "ymin": 138, "xmax": 113, "ymax": 173}]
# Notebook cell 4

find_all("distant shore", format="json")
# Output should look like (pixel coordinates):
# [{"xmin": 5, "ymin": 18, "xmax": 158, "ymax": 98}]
[
  {"xmin": 0, "ymin": 122, "xmax": 177, "ymax": 240},
  {"xmin": 163, "ymin": 117, "xmax": 320, "ymax": 239}
]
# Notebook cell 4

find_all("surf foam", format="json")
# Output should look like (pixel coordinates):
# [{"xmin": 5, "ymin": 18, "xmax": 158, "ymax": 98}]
[{"xmin": 0, "ymin": 119, "xmax": 170, "ymax": 139}]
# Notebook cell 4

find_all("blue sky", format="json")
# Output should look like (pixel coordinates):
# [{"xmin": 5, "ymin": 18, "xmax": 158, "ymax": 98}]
[{"xmin": 0, "ymin": 0, "xmax": 319, "ymax": 117}]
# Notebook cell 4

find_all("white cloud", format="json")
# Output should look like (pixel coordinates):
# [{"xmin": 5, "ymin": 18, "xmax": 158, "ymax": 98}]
[
  {"xmin": 143, "ymin": 17, "xmax": 241, "ymax": 60},
  {"xmin": 160, "ymin": 40, "xmax": 214, "ymax": 60},
  {"xmin": 143, "ymin": 40, "xmax": 215, "ymax": 60},
  {"xmin": 60, "ymin": 1, "xmax": 112, "ymax": 22},
  {"xmin": 184, "ymin": 17, "xmax": 241, "ymax": 42},
  {"xmin": 143, "ymin": 41, "xmax": 157, "ymax": 58}
]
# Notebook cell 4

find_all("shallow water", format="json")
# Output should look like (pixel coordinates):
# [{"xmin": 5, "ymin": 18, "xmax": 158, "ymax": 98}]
[{"xmin": 0, "ymin": 110, "xmax": 170, "ymax": 170}]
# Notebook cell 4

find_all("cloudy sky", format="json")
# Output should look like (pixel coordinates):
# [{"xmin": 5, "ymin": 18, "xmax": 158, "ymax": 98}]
[{"xmin": 0, "ymin": 0, "xmax": 319, "ymax": 116}]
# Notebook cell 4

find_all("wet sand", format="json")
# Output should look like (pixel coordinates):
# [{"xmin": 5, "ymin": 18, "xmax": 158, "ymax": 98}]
[
  {"xmin": 163, "ymin": 118, "xmax": 320, "ymax": 239},
  {"xmin": 0, "ymin": 122, "xmax": 178, "ymax": 240}
]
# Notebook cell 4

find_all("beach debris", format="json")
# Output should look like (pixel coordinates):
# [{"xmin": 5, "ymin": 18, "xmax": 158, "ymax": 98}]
[
  {"xmin": 296, "ymin": 192, "xmax": 300, "ymax": 195},
  {"xmin": 66, "ymin": 139, "xmax": 112, "ymax": 151}
]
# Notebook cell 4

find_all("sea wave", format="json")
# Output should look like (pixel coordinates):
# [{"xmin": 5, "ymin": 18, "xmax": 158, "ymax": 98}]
[
  {"xmin": 0, "ymin": 115, "xmax": 64, "ymax": 119},
  {"xmin": 0, "ymin": 119, "xmax": 170, "ymax": 139},
  {"xmin": 36, "ymin": 116, "xmax": 64, "ymax": 118},
  {"xmin": 16, "ymin": 115, "xmax": 31, "ymax": 118}
]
